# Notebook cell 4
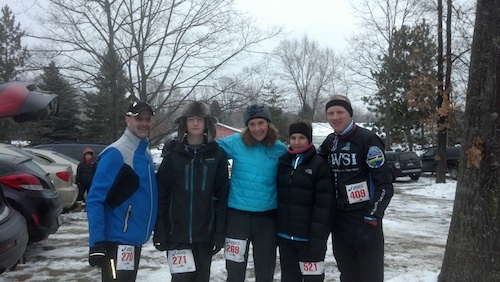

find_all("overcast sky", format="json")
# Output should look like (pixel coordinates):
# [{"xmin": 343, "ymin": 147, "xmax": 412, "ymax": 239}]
[{"xmin": 235, "ymin": 0, "xmax": 356, "ymax": 50}]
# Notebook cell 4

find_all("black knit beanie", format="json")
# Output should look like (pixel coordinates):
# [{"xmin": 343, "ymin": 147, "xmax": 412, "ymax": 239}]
[
  {"xmin": 289, "ymin": 122, "xmax": 313, "ymax": 144},
  {"xmin": 244, "ymin": 103, "xmax": 272, "ymax": 126}
]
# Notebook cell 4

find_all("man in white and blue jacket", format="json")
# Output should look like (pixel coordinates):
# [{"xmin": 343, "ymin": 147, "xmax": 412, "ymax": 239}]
[{"xmin": 87, "ymin": 100, "xmax": 158, "ymax": 282}]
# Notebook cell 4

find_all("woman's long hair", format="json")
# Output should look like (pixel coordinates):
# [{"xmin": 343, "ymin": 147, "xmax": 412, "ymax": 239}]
[{"xmin": 241, "ymin": 122, "xmax": 279, "ymax": 147}]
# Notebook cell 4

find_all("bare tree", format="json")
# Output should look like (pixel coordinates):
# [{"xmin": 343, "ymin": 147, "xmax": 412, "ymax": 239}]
[
  {"xmin": 23, "ymin": 0, "xmax": 281, "ymax": 142},
  {"xmin": 438, "ymin": 0, "xmax": 500, "ymax": 280},
  {"xmin": 273, "ymin": 35, "xmax": 338, "ymax": 121},
  {"xmin": 344, "ymin": 0, "xmax": 426, "ymax": 147}
]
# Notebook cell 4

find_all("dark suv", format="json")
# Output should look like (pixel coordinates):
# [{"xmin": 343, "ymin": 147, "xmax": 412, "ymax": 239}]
[
  {"xmin": 420, "ymin": 146, "xmax": 461, "ymax": 179},
  {"xmin": 385, "ymin": 151, "xmax": 422, "ymax": 182}
]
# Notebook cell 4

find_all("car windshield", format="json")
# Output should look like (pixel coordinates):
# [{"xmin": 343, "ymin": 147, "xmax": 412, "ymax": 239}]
[
  {"xmin": 21, "ymin": 159, "xmax": 48, "ymax": 176},
  {"xmin": 51, "ymin": 151, "xmax": 79, "ymax": 164},
  {"xmin": 6, "ymin": 146, "xmax": 52, "ymax": 165},
  {"xmin": 399, "ymin": 152, "xmax": 419, "ymax": 161}
]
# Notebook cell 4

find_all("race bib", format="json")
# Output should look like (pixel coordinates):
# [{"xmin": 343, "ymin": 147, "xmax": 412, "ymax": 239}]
[
  {"xmin": 116, "ymin": 245, "xmax": 135, "ymax": 271},
  {"xmin": 345, "ymin": 181, "xmax": 370, "ymax": 204},
  {"xmin": 224, "ymin": 238, "xmax": 247, "ymax": 262},
  {"xmin": 299, "ymin": 261, "xmax": 325, "ymax": 275},
  {"xmin": 167, "ymin": 249, "xmax": 196, "ymax": 274}
]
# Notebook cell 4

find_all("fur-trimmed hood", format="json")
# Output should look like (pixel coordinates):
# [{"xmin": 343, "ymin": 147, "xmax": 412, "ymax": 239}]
[{"xmin": 175, "ymin": 101, "xmax": 218, "ymax": 143}]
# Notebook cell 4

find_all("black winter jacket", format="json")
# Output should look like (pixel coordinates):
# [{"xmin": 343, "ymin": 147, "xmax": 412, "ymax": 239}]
[
  {"xmin": 76, "ymin": 161, "xmax": 97, "ymax": 190},
  {"xmin": 318, "ymin": 122, "xmax": 394, "ymax": 243},
  {"xmin": 276, "ymin": 145, "xmax": 334, "ymax": 260},
  {"xmin": 154, "ymin": 139, "xmax": 229, "ymax": 248}
]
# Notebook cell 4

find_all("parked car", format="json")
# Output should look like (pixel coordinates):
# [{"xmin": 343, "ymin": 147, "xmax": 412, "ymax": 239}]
[
  {"xmin": 420, "ymin": 146, "xmax": 461, "ymax": 180},
  {"xmin": 0, "ymin": 154, "xmax": 62, "ymax": 243},
  {"xmin": 23, "ymin": 148, "xmax": 79, "ymax": 180},
  {"xmin": 385, "ymin": 151, "xmax": 422, "ymax": 182},
  {"xmin": 32, "ymin": 143, "xmax": 108, "ymax": 161},
  {"xmin": 0, "ymin": 144, "xmax": 77, "ymax": 209},
  {"xmin": 0, "ymin": 187, "xmax": 29, "ymax": 274}
]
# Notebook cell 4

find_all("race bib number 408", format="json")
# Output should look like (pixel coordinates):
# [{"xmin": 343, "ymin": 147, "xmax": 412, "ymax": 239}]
[{"xmin": 345, "ymin": 181, "xmax": 370, "ymax": 204}]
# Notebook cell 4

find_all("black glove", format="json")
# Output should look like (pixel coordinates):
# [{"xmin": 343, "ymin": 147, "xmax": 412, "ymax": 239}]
[
  {"xmin": 211, "ymin": 244, "xmax": 223, "ymax": 256},
  {"xmin": 154, "ymin": 241, "xmax": 167, "ymax": 251},
  {"xmin": 89, "ymin": 242, "xmax": 107, "ymax": 267},
  {"xmin": 354, "ymin": 223, "xmax": 376, "ymax": 250}
]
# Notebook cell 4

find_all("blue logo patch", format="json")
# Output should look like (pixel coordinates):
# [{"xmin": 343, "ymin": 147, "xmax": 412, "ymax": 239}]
[{"xmin": 366, "ymin": 146, "xmax": 385, "ymax": 168}]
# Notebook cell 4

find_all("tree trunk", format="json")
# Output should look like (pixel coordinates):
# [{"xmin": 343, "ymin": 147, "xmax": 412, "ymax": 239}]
[
  {"xmin": 438, "ymin": 0, "xmax": 500, "ymax": 280},
  {"xmin": 436, "ymin": 0, "xmax": 447, "ymax": 183}
]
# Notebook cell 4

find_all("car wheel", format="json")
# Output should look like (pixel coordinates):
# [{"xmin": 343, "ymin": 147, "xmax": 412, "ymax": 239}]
[
  {"xmin": 410, "ymin": 173, "xmax": 420, "ymax": 180},
  {"xmin": 450, "ymin": 167, "xmax": 458, "ymax": 180},
  {"xmin": 9, "ymin": 262, "xmax": 18, "ymax": 271}
]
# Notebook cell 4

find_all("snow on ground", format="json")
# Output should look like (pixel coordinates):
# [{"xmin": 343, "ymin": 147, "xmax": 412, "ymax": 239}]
[{"xmin": 0, "ymin": 175, "xmax": 456, "ymax": 282}]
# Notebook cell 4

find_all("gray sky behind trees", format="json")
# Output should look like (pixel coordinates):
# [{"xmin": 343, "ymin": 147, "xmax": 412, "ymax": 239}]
[{"xmin": 7, "ymin": 0, "xmax": 474, "ymax": 130}]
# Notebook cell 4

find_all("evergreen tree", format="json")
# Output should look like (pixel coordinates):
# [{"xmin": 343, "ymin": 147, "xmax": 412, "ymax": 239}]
[
  {"xmin": 28, "ymin": 61, "xmax": 81, "ymax": 144},
  {"xmin": 363, "ymin": 21, "xmax": 437, "ymax": 148},
  {"xmin": 0, "ymin": 5, "xmax": 31, "ymax": 142},
  {"xmin": 209, "ymin": 100, "xmax": 222, "ymax": 123},
  {"xmin": 261, "ymin": 81, "xmax": 288, "ymax": 141},
  {"xmin": 0, "ymin": 5, "xmax": 30, "ymax": 81},
  {"xmin": 81, "ymin": 49, "xmax": 129, "ymax": 144}
]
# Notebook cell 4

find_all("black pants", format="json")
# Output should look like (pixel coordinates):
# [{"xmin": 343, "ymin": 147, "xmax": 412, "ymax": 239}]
[
  {"xmin": 77, "ymin": 184, "xmax": 90, "ymax": 201},
  {"xmin": 333, "ymin": 225, "xmax": 384, "ymax": 282},
  {"xmin": 168, "ymin": 243, "xmax": 213, "ymax": 282},
  {"xmin": 225, "ymin": 208, "xmax": 277, "ymax": 282},
  {"xmin": 101, "ymin": 244, "xmax": 141, "ymax": 282},
  {"xmin": 278, "ymin": 237, "xmax": 325, "ymax": 282}
]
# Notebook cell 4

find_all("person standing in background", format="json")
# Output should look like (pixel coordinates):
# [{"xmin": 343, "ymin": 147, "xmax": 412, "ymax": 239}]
[
  {"xmin": 276, "ymin": 120, "xmax": 334, "ymax": 282},
  {"xmin": 154, "ymin": 101, "xmax": 229, "ymax": 282},
  {"xmin": 217, "ymin": 103, "xmax": 287, "ymax": 282},
  {"xmin": 318, "ymin": 95, "xmax": 394, "ymax": 282},
  {"xmin": 86, "ymin": 100, "xmax": 158, "ymax": 282},
  {"xmin": 74, "ymin": 147, "xmax": 97, "ymax": 212}
]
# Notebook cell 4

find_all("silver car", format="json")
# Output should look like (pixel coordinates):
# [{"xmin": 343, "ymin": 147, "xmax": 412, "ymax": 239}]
[{"xmin": 0, "ymin": 144, "xmax": 78, "ymax": 209}]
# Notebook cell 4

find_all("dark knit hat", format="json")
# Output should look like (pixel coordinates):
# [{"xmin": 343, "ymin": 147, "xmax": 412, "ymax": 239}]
[
  {"xmin": 289, "ymin": 121, "xmax": 313, "ymax": 144},
  {"xmin": 325, "ymin": 99, "xmax": 353, "ymax": 117},
  {"xmin": 126, "ymin": 100, "xmax": 155, "ymax": 116},
  {"xmin": 175, "ymin": 101, "xmax": 218, "ymax": 142},
  {"xmin": 244, "ymin": 103, "xmax": 272, "ymax": 126}
]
